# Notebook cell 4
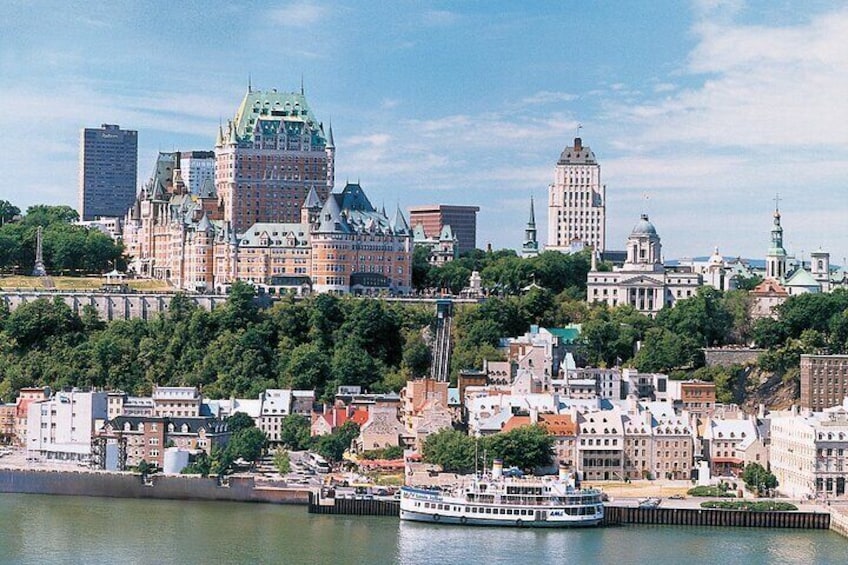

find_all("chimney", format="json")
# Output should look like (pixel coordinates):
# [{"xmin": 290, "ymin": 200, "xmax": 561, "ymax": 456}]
[{"xmin": 574, "ymin": 137, "xmax": 583, "ymax": 151}]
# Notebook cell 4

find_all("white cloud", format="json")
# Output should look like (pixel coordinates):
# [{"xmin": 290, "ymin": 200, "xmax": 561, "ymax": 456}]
[
  {"xmin": 267, "ymin": 3, "xmax": 329, "ymax": 27},
  {"xmin": 520, "ymin": 91, "xmax": 578, "ymax": 105}
]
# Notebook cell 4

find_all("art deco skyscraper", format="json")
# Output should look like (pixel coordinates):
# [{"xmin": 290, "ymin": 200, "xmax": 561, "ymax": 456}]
[
  {"xmin": 547, "ymin": 137, "xmax": 606, "ymax": 252},
  {"xmin": 78, "ymin": 124, "xmax": 138, "ymax": 220},
  {"xmin": 215, "ymin": 86, "xmax": 334, "ymax": 233}
]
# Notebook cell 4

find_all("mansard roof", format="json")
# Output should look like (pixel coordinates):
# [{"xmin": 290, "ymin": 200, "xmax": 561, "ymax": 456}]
[
  {"xmin": 239, "ymin": 222, "xmax": 310, "ymax": 247},
  {"xmin": 231, "ymin": 89, "xmax": 326, "ymax": 146},
  {"xmin": 315, "ymin": 183, "xmax": 409, "ymax": 237}
]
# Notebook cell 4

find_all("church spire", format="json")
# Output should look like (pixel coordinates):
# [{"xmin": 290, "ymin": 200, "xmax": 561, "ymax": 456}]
[{"xmin": 522, "ymin": 195, "xmax": 539, "ymax": 258}]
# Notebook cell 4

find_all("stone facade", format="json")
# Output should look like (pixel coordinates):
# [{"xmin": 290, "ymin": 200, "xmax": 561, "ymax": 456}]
[
  {"xmin": 586, "ymin": 215, "xmax": 701, "ymax": 315},
  {"xmin": 547, "ymin": 137, "xmax": 605, "ymax": 252}
]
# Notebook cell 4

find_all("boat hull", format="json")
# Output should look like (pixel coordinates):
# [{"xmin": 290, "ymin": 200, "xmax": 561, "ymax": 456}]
[{"xmin": 399, "ymin": 508, "xmax": 603, "ymax": 528}]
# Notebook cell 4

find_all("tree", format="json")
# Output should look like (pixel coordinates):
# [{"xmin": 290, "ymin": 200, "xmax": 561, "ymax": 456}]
[
  {"xmin": 412, "ymin": 245, "xmax": 433, "ymax": 292},
  {"xmin": 135, "ymin": 459, "xmax": 155, "ymax": 475},
  {"xmin": 182, "ymin": 452, "xmax": 211, "ymax": 476},
  {"xmin": 634, "ymin": 327, "xmax": 702, "ymax": 373},
  {"xmin": 401, "ymin": 332, "xmax": 431, "ymax": 379},
  {"xmin": 273, "ymin": 450, "xmax": 292, "ymax": 474},
  {"xmin": 314, "ymin": 421, "xmax": 359, "ymax": 462},
  {"xmin": 281, "ymin": 343, "xmax": 331, "ymax": 393},
  {"xmin": 741, "ymin": 462, "xmax": 778, "ymax": 496},
  {"xmin": 279, "ymin": 414, "xmax": 313, "ymax": 451},
  {"xmin": 4, "ymin": 297, "xmax": 83, "ymax": 350},
  {"xmin": 483, "ymin": 425, "xmax": 554, "ymax": 471},
  {"xmin": 0, "ymin": 200, "xmax": 20, "ymax": 225},
  {"xmin": 228, "ymin": 427, "xmax": 267, "ymax": 463},
  {"xmin": 227, "ymin": 412, "xmax": 256, "ymax": 433},
  {"xmin": 421, "ymin": 428, "xmax": 477, "ymax": 473}
]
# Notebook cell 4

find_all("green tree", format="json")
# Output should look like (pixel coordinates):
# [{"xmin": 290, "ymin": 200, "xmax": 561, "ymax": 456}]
[
  {"xmin": 741, "ymin": 462, "xmax": 778, "ymax": 495},
  {"xmin": 228, "ymin": 427, "xmax": 267, "ymax": 463},
  {"xmin": 314, "ymin": 421, "xmax": 360, "ymax": 462},
  {"xmin": 634, "ymin": 327, "xmax": 703, "ymax": 373},
  {"xmin": 279, "ymin": 414, "xmax": 313, "ymax": 450},
  {"xmin": 281, "ymin": 343, "xmax": 331, "ymax": 393},
  {"xmin": 401, "ymin": 332, "xmax": 431, "ymax": 378},
  {"xmin": 483, "ymin": 425, "xmax": 554, "ymax": 471},
  {"xmin": 421, "ymin": 428, "xmax": 477, "ymax": 473},
  {"xmin": 273, "ymin": 450, "xmax": 292, "ymax": 474},
  {"xmin": 182, "ymin": 452, "xmax": 212, "ymax": 476},
  {"xmin": 4, "ymin": 297, "xmax": 83, "ymax": 350},
  {"xmin": 412, "ymin": 245, "xmax": 433, "ymax": 292},
  {"xmin": 227, "ymin": 412, "xmax": 256, "ymax": 433},
  {"xmin": 0, "ymin": 200, "xmax": 20, "ymax": 225}
]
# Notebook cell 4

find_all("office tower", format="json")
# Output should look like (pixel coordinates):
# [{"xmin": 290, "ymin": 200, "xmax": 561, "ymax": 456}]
[
  {"xmin": 78, "ymin": 124, "xmax": 138, "ymax": 220},
  {"xmin": 408, "ymin": 205, "xmax": 480, "ymax": 254},
  {"xmin": 547, "ymin": 137, "xmax": 605, "ymax": 252}
]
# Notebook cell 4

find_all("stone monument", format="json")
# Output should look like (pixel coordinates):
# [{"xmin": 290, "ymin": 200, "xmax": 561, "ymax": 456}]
[{"xmin": 32, "ymin": 225, "xmax": 47, "ymax": 276}]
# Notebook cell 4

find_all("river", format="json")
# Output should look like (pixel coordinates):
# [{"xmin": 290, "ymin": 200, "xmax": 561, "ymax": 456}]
[{"xmin": 0, "ymin": 494, "xmax": 845, "ymax": 564}]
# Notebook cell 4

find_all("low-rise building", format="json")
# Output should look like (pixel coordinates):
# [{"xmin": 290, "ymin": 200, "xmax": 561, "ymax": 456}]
[
  {"xmin": 153, "ymin": 386, "xmax": 202, "ymax": 418},
  {"xmin": 769, "ymin": 402, "xmax": 848, "ymax": 499},
  {"xmin": 26, "ymin": 390, "xmax": 108, "ymax": 463},
  {"xmin": 97, "ymin": 415, "xmax": 230, "ymax": 470}
]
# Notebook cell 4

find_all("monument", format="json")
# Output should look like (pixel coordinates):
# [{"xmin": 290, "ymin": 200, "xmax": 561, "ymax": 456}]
[{"xmin": 32, "ymin": 226, "xmax": 47, "ymax": 276}]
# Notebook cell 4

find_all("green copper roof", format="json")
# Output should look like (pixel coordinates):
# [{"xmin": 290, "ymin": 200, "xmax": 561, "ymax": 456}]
[
  {"xmin": 231, "ymin": 89, "xmax": 326, "ymax": 146},
  {"xmin": 548, "ymin": 325, "xmax": 582, "ymax": 343}
]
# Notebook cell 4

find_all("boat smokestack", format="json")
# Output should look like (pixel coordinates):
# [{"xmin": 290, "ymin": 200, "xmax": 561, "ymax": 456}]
[
  {"xmin": 492, "ymin": 459, "xmax": 503, "ymax": 479},
  {"xmin": 559, "ymin": 462, "xmax": 569, "ymax": 483}
]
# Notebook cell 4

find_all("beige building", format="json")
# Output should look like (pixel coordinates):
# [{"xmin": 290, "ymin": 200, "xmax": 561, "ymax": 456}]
[
  {"xmin": 586, "ymin": 215, "xmax": 701, "ymax": 315},
  {"xmin": 152, "ymin": 387, "xmax": 202, "ymax": 418},
  {"xmin": 547, "ymin": 137, "xmax": 605, "ymax": 252},
  {"xmin": 769, "ymin": 402, "xmax": 848, "ymax": 499}
]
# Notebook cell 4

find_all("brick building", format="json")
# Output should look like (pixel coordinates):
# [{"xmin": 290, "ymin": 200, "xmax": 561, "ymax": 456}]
[
  {"xmin": 801, "ymin": 354, "xmax": 848, "ymax": 412},
  {"xmin": 408, "ymin": 205, "xmax": 479, "ymax": 254}
]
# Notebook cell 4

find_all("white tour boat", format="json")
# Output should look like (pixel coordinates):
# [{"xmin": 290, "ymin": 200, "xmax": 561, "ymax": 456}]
[{"xmin": 400, "ymin": 461, "xmax": 604, "ymax": 527}]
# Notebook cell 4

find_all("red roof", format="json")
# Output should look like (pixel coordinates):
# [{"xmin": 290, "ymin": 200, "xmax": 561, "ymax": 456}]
[{"xmin": 351, "ymin": 409, "xmax": 370, "ymax": 426}]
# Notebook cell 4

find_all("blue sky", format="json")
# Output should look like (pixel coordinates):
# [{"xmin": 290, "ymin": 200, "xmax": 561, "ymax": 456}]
[{"xmin": 2, "ymin": 1, "xmax": 847, "ymax": 261}]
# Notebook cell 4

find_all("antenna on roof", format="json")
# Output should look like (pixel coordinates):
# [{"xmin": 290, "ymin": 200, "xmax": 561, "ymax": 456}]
[{"xmin": 576, "ymin": 123, "xmax": 583, "ymax": 138}]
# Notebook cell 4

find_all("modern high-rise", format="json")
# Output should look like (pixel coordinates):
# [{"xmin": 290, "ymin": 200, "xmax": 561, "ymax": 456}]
[
  {"xmin": 179, "ymin": 151, "xmax": 216, "ymax": 196},
  {"xmin": 547, "ymin": 137, "xmax": 606, "ymax": 252},
  {"xmin": 408, "ymin": 205, "xmax": 479, "ymax": 254},
  {"xmin": 215, "ymin": 87, "xmax": 334, "ymax": 233},
  {"xmin": 78, "ymin": 124, "xmax": 138, "ymax": 220}
]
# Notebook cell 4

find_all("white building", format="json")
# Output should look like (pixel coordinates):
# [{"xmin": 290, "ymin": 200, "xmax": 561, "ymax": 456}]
[
  {"xmin": 586, "ymin": 214, "xmax": 701, "ymax": 315},
  {"xmin": 702, "ymin": 416, "xmax": 759, "ymax": 477},
  {"xmin": 547, "ymin": 137, "xmax": 605, "ymax": 252},
  {"xmin": 26, "ymin": 390, "xmax": 108, "ymax": 462},
  {"xmin": 153, "ymin": 386, "xmax": 201, "ymax": 418},
  {"xmin": 179, "ymin": 151, "xmax": 216, "ymax": 196},
  {"xmin": 769, "ymin": 402, "xmax": 848, "ymax": 499}
]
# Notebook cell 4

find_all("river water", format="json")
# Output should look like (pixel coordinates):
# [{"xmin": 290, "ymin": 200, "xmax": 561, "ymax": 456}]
[{"xmin": 0, "ymin": 494, "xmax": 845, "ymax": 564}]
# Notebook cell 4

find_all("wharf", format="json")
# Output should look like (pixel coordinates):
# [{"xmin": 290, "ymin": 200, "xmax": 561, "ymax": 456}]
[{"xmin": 307, "ymin": 492, "xmax": 831, "ymax": 530}]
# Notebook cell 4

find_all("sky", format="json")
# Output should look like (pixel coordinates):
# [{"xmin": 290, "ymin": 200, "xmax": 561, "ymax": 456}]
[{"xmin": 2, "ymin": 0, "xmax": 847, "ymax": 261}]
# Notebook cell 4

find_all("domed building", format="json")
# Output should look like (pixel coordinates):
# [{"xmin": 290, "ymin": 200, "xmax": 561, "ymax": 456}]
[{"xmin": 586, "ymin": 215, "xmax": 701, "ymax": 315}]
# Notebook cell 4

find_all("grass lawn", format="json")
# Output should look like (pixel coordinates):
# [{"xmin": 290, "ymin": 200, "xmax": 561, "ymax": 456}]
[{"xmin": 0, "ymin": 275, "xmax": 175, "ymax": 293}]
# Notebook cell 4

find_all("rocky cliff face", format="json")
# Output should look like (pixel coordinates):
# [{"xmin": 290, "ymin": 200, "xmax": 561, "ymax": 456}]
[{"xmin": 741, "ymin": 368, "xmax": 799, "ymax": 412}]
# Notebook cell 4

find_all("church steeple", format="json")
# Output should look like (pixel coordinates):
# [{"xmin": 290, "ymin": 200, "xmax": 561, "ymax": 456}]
[
  {"xmin": 766, "ymin": 196, "xmax": 787, "ymax": 281},
  {"xmin": 521, "ymin": 195, "xmax": 539, "ymax": 258}
]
